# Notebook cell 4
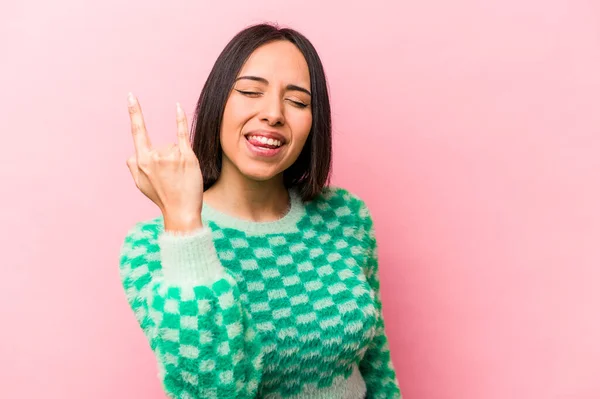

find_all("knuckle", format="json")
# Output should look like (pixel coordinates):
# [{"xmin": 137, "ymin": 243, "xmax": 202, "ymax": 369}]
[
  {"xmin": 184, "ymin": 154, "xmax": 197, "ymax": 165},
  {"xmin": 167, "ymin": 151, "xmax": 179, "ymax": 162},
  {"xmin": 137, "ymin": 155, "xmax": 151, "ymax": 168},
  {"xmin": 163, "ymin": 152, "xmax": 177, "ymax": 163},
  {"xmin": 131, "ymin": 122, "xmax": 144, "ymax": 133}
]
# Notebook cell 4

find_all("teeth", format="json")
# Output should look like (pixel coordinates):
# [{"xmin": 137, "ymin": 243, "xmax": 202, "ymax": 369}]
[{"xmin": 248, "ymin": 135, "xmax": 282, "ymax": 147}]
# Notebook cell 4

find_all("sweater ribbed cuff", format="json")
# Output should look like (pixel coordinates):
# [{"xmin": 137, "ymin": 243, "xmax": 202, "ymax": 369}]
[{"xmin": 158, "ymin": 227, "xmax": 224, "ymax": 285}]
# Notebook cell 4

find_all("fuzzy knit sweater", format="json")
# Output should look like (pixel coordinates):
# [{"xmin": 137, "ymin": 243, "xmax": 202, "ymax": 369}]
[{"xmin": 119, "ymin": 186, "xmax": 401, "ymax": 399}]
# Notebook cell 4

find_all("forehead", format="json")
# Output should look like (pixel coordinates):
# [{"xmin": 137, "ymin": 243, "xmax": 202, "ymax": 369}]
[{"xmin": 238, "ymin": 40, "xmax": 310, "ymax": 85}]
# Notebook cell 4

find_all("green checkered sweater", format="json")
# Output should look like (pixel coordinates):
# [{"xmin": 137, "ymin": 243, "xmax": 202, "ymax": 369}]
[{"xmin": 119, "ymin": 186, "xmax": 401, "ymax": 399}]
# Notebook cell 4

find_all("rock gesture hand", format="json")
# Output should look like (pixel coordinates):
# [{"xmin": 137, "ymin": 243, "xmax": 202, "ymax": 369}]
[{"xmin": 126, "ymin": 93, "xmax": 203, "ymax": 231}]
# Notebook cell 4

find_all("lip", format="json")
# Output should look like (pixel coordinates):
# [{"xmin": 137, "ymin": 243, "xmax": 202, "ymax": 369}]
[
  {"xmin": 245, "ymin": 136, "xmax": 284, "ymax": 158},
  {"xmin": 244, "ymin": 129, "xmax": 288, "ymax": 144}
]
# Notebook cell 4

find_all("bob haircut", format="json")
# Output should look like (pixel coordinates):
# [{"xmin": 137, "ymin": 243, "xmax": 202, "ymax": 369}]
[{"xmin": 190, "ymin": 23, "xmax": 332, "ymax": 201}]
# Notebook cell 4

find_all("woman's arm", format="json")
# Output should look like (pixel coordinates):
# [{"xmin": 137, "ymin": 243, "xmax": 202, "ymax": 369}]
[
  {"xmin": 119, "ymin": 221, "xmax": 263, "ymax": 399},
  {"xmin": 355, "ymin": 202, "xmax": 402, "ymax": 399}
]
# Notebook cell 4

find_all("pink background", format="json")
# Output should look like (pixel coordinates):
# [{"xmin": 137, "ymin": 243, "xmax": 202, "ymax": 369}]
[{"xmin": 2, "ymin": 0, "xmax": 599, "ymax": 398}]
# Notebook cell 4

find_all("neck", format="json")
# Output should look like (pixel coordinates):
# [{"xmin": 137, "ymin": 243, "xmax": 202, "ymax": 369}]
[{"xmin": 203, "ymin": 162, "xmax": 290, "ymax": 223}]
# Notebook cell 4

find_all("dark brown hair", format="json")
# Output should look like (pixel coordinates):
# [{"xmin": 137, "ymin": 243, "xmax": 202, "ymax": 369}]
[{"xmin": 190, "ymin": 23, "xmax": 332, "ymax": 201}]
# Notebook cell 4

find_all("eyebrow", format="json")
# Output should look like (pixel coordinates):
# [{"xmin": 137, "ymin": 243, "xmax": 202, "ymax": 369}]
[{"xmin": 235, "ymin": 75, "xmax": 311, "ymax": 96}]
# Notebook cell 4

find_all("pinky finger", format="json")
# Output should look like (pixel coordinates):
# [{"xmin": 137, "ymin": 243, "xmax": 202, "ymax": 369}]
[{"xmin": 176, "ymin": 102, "xmax": 191, "ymax": 152}]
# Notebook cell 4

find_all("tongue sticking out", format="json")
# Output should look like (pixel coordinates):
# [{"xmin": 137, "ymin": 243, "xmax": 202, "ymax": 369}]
[{"xmin": 246, "ymin": 135, "xmax": 282, "ymax": 149}]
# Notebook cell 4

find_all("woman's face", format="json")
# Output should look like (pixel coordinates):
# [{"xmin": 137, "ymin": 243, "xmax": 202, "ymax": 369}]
[{"xmin": 219, "ymin": 40, "xmax": 313, "ymax": 183}]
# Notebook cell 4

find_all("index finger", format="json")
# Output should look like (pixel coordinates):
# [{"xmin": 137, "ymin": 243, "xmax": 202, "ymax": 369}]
[
  {"xmin": 128, "ymin": 92, "xmax": 152, "ymax": 154},
  {"xmin": 176, "ymin": 102, "xmax": 191, "ymax": 152}
]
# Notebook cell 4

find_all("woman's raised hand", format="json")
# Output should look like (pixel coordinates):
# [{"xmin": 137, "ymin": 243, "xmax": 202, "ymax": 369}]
[{"xmin": 126, "ymin": 93, "xmax": 204, "ymax": 231}]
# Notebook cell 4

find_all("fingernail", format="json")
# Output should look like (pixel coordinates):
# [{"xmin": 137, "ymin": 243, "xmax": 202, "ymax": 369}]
[
  {"xmin": 176, "ymin": 102, "xmax": 182, "ymax": 113},
  {"xmin": 128, "ymin": 92, "xmax": 135, "ymax": 106}
]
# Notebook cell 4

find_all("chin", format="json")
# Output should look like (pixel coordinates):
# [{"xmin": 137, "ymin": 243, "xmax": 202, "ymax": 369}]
[{"xmin": 239, "ymin": 165, "xmax": 281, "ymax": 183}]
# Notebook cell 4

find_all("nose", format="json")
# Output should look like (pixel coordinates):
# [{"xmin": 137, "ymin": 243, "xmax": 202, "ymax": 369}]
[{"xmin": 259, "ymin": 93, "xmax": 285, "ymax": 126}]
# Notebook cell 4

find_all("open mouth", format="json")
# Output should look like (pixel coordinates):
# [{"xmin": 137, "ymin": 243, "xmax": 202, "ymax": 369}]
[
  {"xmin": 244, "ymin": 134, "xmax": 286, "ymax": 158},
  {"xmin": 245, "ymin": 134, "xmax": 284, "ymax": 149}
]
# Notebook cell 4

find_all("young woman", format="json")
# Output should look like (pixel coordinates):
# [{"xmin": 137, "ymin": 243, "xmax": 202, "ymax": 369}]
[{"xmin": 119, "ymin": 23, "xmax": 401, "ymax": 399}]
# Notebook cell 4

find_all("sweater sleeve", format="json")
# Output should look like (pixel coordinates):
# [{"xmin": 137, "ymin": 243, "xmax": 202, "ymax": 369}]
[
  {"xmin": 118, "ymin": 221, "xmax": 263, "ymax": 399},
  {"xmin": 356, "ymin": 203, "xmax": 403, "ymax": 399}
]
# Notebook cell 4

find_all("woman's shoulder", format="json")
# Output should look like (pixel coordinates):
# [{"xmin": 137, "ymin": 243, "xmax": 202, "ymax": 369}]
[
  {"xmin": 305, "ymin": 185, "xmax": 373, "ymax": 228},
  {"xmin": 311, "ymin": 185, "xmax": 370, "ymax": 213}
]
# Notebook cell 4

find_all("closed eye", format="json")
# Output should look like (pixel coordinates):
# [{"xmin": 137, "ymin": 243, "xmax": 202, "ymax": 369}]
[
  {"xmin": 288, "ymin": 99, "xmax": 309, "ymax": 108},
  {"xmin": 235, "ymin": 89, "xmax": 309, "ymax": 108},
  {"xmin": 235, "ymin": 89, "xmax": 262, "ymax": 97}
]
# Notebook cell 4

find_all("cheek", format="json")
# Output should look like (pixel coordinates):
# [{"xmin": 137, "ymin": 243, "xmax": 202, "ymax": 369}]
[
  {"xmin": 222, "ymin": 98, "xmax": 244, "ymax": 129},
  {"xmin": 290, "ymin": 113, "xmax": 313, "ymax": 147},
  {"xmin": 220, "ymin": 98, "xmax": 248, "ymax": 147}
]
